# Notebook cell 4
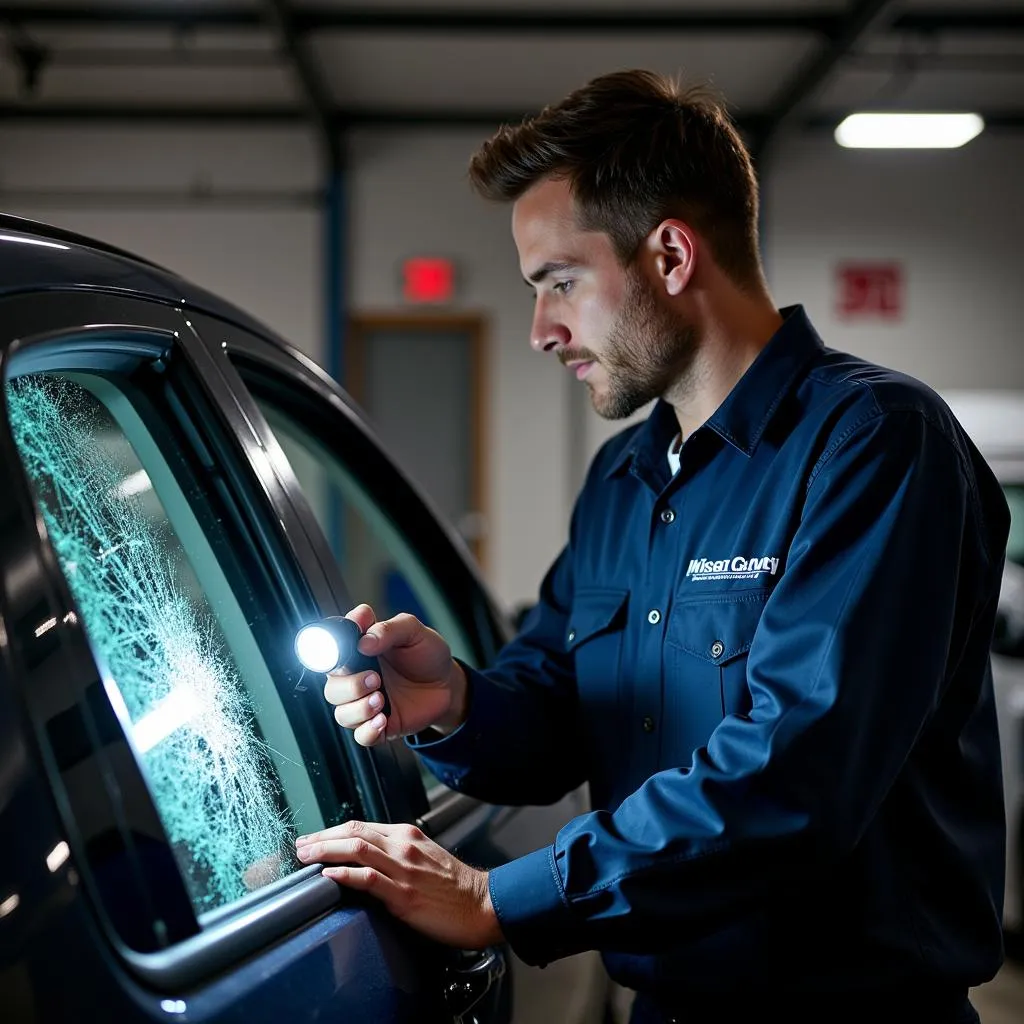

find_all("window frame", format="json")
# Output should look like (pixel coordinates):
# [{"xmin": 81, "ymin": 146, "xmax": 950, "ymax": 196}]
[
  {"xmin": 192, "ymin": 311, "xmax": 513, "ymax": 823},
  {"xmin": 0, "ymin": 290, "xmax": 392, "ymax": 990}
]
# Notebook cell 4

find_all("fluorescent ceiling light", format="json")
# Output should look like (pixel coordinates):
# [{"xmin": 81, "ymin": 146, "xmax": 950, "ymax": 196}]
[{"xmin": 835, "ymin": 113, "xmax": 985, "ymax": 149}]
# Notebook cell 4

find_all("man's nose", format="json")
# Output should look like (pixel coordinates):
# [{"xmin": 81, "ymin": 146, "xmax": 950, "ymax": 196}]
[{"xmin": 530, "ymin": 305, "xmax": 569, "ymax": 353}]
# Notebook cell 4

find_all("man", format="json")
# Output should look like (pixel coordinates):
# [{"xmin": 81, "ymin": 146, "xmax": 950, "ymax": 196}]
[{"xmin": 295, "ymin": 70, "xmax": 1009, "ymax": 1022}]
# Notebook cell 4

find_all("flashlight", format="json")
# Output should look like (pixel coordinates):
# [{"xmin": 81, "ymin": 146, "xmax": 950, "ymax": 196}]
[
  {"xmin": 293, "ymin": 617, "xmax": 391, "ymax": 716},
  {"xmin": 294, "ymin": 616, "xmax": 362, "ymax": 674}
]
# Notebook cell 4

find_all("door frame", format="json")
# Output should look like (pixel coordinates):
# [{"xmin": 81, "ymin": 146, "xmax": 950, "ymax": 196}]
[{"xmin": 347, "ymin": 313, "xmax": 489, "ymax": 569}]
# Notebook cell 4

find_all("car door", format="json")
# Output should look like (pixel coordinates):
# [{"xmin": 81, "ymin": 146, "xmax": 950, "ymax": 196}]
[
  {"xmin": 0, "ymin": 288, "xmax": 493, "ymax": 1023},
  {"xmin": 192, "ymin": 310, "xmax": 607, "ymax": 1024}
]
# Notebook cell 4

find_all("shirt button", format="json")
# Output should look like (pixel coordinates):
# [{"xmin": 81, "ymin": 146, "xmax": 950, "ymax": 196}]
[
  {"xmin": 647, "ymin": 609, "xmax": 661, "ymax": 625},
  {"xmin": 642, "ymin": 716, "xmax": 656, "ymax": 733},
  {"xmin": 710, "ymin": 640, "xmax": 725, "ymax": 659},
  {"xmin": 567, "ymin": 629, "xmax": 576, "ymax": 643},
  {"xmin": 660, "ymin": 509, "xmax": 675, "ymax": 524}
]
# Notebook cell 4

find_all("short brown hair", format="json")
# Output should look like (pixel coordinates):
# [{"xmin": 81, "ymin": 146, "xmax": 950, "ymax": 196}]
[{"xmin": 469, "ymin": 69, "xmax": 762, "ymax": 290}]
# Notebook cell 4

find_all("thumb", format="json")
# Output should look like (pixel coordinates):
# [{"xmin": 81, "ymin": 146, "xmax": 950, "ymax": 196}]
[
  {"xmin": 358, "ymin": 612, "xmax": 425, "ymax": 657},
  {"xmin": 344, "ymin": 604, "xmax": 378, "ymax": 637}
]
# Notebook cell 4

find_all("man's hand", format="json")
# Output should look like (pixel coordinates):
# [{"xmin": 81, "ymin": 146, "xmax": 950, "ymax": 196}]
[
  {"xmin": 325, "ymin": 604, "xmax": 469, "ymax": 747},
  {"xmin": 296, "ymin": 821, "xmax": 504, "ymax": 950}
]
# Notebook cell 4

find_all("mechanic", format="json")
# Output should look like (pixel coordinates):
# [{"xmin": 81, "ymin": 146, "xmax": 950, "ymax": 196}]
[{"xmin": 295, "ymin": 70, "xmax": 1010, "ymax": 1023}]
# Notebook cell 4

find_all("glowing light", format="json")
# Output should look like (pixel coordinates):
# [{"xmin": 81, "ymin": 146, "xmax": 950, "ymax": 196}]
[
  {"xmin": 0, "ymin": 894, "xmax": 20, "ymax": 918},
  {"xmin": 295, "ymin": 624, "xmax": 342, "ymax": 673},
  {"xmin": 132, "ymin": 687, "xmax": 202, "ymax": 754},
  {"xmin": 160, "ymin": 1000, "xmax": 187, "ymax": 1014},
  {"xmin": 34, "ymin": 616, "xmax": 58, "ymax": 638},
  {"xmin": 0, "ymin": 235, "xmax": 70, "ymax": 250},
  {"xmin": 294, "ymin": 617, "xmax": 361, "ymax": 674},
  {"xmin": 46, "ymin": 841, "xmax": 70, "ymax": 873},
  {"xmin": 835, "ymin": 113, "xmax": 984, "ymax": 149},
  {"xmin": 116, "ymin": 469, "xmax": 152, "ymax": 498}
]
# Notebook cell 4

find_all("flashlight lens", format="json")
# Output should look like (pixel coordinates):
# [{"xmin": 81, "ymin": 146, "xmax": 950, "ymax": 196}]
[{"xmin": 295, "ymin": 624, "xmax": 342, "ymax": 674}]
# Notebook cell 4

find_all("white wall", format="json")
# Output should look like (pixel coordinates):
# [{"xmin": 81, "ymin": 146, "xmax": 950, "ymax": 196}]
[
  {"xmin": 347, "ymin": 127, "xmax": 570, "ymax": 610},
  {"xmin": 2, "ymin": 123, "xmax": 1022, "ymax": 613},
  {"xmin": 764, "ymin": 133, "xmax": 1024, "ymax": 392},
  {"xmin": 0, "ymin": 126, "xmax": 323, "ymax": 361}
]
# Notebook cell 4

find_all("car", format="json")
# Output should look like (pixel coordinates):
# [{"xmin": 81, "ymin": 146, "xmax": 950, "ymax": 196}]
[
  {"xmin": 941, "ymin": 391, "xmax": 1024, "ymax": 951},
  {"xmin": 0, "ymin": 213, "xmax": 608, "ymax": 1023}
]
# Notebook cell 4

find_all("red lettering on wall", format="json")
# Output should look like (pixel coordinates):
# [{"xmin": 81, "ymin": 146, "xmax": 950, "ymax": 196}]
[{"xmin": 836, "ymin": 263, "xmax": 903, "ymax": 320}]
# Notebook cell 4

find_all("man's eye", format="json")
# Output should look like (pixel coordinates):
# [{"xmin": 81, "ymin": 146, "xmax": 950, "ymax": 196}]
[{"xmin": 553, "ymin": 280, "xmax": 574, "ymax": 295}]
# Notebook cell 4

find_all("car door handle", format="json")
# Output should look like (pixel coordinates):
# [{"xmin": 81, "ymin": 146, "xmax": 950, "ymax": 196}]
[{"xmin": 442, "ymin": 945, "xmax": 508, "ymax": 1024}]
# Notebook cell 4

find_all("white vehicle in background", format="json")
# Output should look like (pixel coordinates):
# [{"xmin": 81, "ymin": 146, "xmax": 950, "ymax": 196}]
[{"xmin": 942, "ymin": 391, "xmax": 1024, "ymax": 946}]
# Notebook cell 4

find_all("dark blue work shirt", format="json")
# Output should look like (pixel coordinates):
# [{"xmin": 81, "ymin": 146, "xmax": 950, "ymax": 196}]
[{"xmin": 411, "ymin": 306, "xmax": 1010, "ymax": 1002}]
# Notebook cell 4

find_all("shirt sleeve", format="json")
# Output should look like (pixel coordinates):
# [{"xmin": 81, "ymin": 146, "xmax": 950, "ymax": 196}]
[
  {"xmin": 487, "ymin": 408, "xmax": 1006, "ymax": 966},
  {"xmin": 407, "ymin": 534, "xmax": 589, "ymax": 807}
]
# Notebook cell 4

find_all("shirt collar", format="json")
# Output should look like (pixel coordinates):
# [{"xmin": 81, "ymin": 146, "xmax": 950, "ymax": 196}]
[{"xmin": 605, "ymin": 305, "xmax": 824, "ymax": 479}]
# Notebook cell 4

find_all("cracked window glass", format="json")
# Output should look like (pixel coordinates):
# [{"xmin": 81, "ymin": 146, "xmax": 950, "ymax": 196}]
[{"xmin": 6, "ymin": 371, "xmax": 324, "ymax": 915}]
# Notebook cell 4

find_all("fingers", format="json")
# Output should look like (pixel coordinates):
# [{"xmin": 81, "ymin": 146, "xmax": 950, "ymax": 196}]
[
  {"xmin": 357, "ymin": 612, "xmax": 423, "ymax": 658},
  {"xmin": 324, "ymin": 668, "xmax": 382, "ymax": 714},
  {"xmin": 296, "ymin": 820, "xmax": 420, "ymax": 850},
  {"xmin": 344, "ymin": 603, "xmax": 378, "ymax": 637},
  {"xmin": 353, "ymin": 713, "xmax": 388, "ymax": 747},
  {"xmin": 320, "ymin": 865, "xmax": 402, "ymax": 901},
  {"xmin": 296, "ymin": 832, "xmax": 392, "ymax": 870},
  {"xmin": 296, "ymin": 819, "xmax": 387, "ymax": 847},
  {"xmin": 295, "ymin": 821, "xmax": 416, "ymax": 872}
]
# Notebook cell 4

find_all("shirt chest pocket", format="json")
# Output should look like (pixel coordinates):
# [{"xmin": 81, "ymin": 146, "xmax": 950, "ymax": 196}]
[
  {"xmin": 567, "ymin": 588, "xmax": 629, "ymax": 718},
  {"xmin": 663, "ymin": 592, "xmax": 767, "ymax": 760}
]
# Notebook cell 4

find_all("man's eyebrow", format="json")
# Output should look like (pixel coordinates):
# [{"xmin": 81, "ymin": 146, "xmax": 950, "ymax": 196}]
[{"xmin": 524, "ymin": 260, "xmax": 579, "ymax": 286}]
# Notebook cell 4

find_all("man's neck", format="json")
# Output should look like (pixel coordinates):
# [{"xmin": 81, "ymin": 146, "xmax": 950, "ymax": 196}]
[{"xmin": 667, "ymin": 299, "xmax": 783, "ymax": 440}]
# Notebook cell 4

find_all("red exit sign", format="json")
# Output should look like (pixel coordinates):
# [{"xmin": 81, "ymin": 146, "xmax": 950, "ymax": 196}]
[
  {"xmin": 836, "ymin": 263, "xmax": 904, "ymax": 320},
  {"xmin": 403, "ymin": 257, "xmax": 455, "ymax": 304}
]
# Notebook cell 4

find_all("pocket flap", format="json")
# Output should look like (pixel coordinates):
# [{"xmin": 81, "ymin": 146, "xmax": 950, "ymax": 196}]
[
  {"xmin": 567, "ymin": 589, "xmax": 629, "ymax": 651},
  {"xmin": 666, "ymin": 592, "xmax": 767, "ymax": 664}
]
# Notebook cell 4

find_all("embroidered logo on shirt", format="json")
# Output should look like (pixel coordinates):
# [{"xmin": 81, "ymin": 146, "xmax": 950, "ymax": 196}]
[{"xmin": 685, "ymin": 555, "xmax": 780, "ymax": 582}]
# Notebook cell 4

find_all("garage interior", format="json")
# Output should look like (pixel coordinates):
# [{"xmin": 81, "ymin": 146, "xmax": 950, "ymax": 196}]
[{"xmin": 1, "ymin": 1, "xmax": 1023, "ymax": 1021}]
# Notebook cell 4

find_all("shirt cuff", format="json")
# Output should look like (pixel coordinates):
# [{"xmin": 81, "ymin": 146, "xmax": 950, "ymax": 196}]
[
  {"xmin": 404, "ymin": 662, "xmax": 492, "ymax": 787},
  {"xmin": 488, "ymin": 846, "xmax": 580, "ymax": 967}
]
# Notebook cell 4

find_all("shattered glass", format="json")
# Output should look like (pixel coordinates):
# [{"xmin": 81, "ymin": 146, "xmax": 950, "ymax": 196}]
[{"xmin": 7, "ymin": 373, "xmax": 297, "ymax": 912}]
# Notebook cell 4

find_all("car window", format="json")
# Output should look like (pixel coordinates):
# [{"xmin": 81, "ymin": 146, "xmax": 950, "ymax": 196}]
[
  {"xmin": 5, "ymin": 367, "xmax": 337, "ymax": 919},
  {"xmin": 1004, "ymin": 485, "xmax": 1024, "ymax": 567},
  {"xmin": 256, "ymin": 400, "xmax": 476, "ymax": 794},
  {"xmin": 996, "ymin": 483, "xmax": 1024, "ymax": 659}
]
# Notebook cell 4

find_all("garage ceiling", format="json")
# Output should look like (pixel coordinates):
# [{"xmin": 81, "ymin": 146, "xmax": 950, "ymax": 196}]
[{"xmin": 1, "ymin": 1, "xmax": 1022, "ymax": 155}]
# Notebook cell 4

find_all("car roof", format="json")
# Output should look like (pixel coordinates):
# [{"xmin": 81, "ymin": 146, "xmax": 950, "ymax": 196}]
[{"xmin": 0, "ymin": 212, "xmax": 291, "ymax": 348}]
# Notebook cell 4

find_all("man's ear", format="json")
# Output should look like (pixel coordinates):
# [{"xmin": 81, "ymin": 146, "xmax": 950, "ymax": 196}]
[{"xmin": 647, "ymin": 219, "xmax": 697, "ymax": 297}]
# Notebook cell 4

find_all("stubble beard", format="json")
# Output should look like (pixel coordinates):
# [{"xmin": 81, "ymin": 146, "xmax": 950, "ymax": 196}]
[{"xmin": 590, "ymin": 271, "xmax": 699, "ymax": 420}]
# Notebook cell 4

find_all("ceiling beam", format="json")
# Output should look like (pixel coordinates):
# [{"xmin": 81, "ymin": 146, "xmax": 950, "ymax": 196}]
[
  {"xmin": 0, "ymin": 104, "xmax": 1020, "ymax": 133},
  {"xmin": 261, "ymin": 0, "xmax": 339, "ymax": 167},
  {"xmin": 753, "ymin": 0, "xmax": 900, "ymax": 161},
  {"xmin": 0, "ymin": 105, "xmax": 306, "ymax": 123},
  {"xmin": 0, "ymin": 5, "xmax": 1017, "ymax": 35},
  {"xmin": 0, "ymin": 6, "xmax": 835, "ymax": 33}
]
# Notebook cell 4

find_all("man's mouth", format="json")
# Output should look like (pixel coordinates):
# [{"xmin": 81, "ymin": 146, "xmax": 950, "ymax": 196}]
[{"xmin": 568, "ymin": 360, "xmax": 595, "ymax": 380}]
